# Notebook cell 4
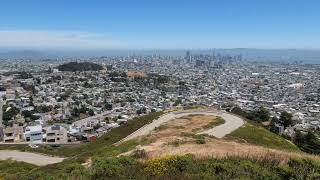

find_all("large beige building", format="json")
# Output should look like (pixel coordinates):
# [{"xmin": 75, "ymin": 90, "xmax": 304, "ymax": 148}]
[{"xmin": 43, "ymin": 125, "xmax": 68, "ymax": 144}]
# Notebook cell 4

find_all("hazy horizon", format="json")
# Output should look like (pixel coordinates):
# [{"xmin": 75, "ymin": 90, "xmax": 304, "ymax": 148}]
[
  {"xmin": 1, "ymin": 0, "xmax": 320, "ymax": 50},
  {"xmin": 1, "ymin": 48, "xmax": 320, "ymax": 64}
]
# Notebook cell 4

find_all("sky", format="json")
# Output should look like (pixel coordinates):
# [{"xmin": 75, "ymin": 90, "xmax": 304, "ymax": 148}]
[{"xmin": 0, "ymin": 0, "xmax": 320, "ymax": 50}]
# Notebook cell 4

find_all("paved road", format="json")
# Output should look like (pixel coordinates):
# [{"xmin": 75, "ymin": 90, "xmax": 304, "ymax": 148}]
[
  {"xmin": 0, "ymin": 150, "xmax": 64, "ymax": 166},
  {"xmin": 121, "ymin": 110, "xmax": 244, "ymax": 142}
]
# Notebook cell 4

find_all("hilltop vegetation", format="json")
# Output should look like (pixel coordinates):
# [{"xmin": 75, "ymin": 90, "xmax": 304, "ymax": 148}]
[
  {"xmin": 294, "ymin": 131, "xmax": 320, "ymax": 154},
  {"xmin": 2, "ymin": 154, "xmax": 320, "ymax": 179},
  {"xmin": 230, "ymin": 106, "xmax": 320, "ymax": 154},
  {"xmin": 225, "ymin": 122, "xmax": 300, "ymax": 152},
  {"xmin": 57, "ymin": 62, "xmax": 103, "ymax": 72}
]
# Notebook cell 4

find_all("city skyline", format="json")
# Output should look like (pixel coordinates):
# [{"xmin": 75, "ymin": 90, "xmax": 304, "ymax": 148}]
[{"xmin": 1, "ymin": 0, "xmax": 320, "ymax": 50}]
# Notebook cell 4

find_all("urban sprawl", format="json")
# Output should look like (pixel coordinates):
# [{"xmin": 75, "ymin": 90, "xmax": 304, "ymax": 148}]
[{"xmin": 0, "ymin": 52, "xmax": 319, "ymax": 145}]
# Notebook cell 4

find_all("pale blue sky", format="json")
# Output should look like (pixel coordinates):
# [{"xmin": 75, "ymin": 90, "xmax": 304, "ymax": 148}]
[{"xmin": 0, "ymin": 0, "xmax": 319, "ymax": 49}]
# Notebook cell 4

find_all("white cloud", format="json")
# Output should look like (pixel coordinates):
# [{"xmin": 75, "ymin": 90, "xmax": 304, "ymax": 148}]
[{"xmin": 0, "ymin": 30, "xmax": 124, "ymax": 49}]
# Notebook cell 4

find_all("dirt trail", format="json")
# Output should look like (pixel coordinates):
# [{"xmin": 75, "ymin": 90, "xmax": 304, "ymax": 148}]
[{"xmin": 0, "ymin": 150, "xmax": 64, "ymax": 166}]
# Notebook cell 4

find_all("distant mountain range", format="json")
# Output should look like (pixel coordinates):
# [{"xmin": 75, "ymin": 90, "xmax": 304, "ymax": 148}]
[{"xmin": 0, "ymin": 50, "xmax": 57, "ymax": 59}]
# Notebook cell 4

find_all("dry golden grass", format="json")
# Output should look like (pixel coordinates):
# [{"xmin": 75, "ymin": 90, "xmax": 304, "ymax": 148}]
[
  {"xmin": 144, "ymin": 115, "xmax": 218, "ymax": 144},
  {"xmin": 140, "ymin": 138, "xmax": 320, "ymax": 164}
]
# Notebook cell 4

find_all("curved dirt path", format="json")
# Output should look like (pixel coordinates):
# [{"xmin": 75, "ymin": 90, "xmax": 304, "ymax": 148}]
[
  {"xmin": 121, "ymin": 110, "xmax": 244, "ymax": 142},
  {"xmin": 197, "ymin": 112, "xmax": 244, "ymax": 138},
  {"xmin": 0, "ymin": 150, "xmax": 64, "ymax": 166}
]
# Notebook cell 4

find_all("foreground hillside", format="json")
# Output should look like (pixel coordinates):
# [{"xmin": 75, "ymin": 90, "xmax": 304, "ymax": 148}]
[
  {"xmin": 0, "ymin": 110, "xmax": 319, "ymax": 179},
  {"xmin": 3, "ymin": 153, "xmax": 320, "ymax": 180}
]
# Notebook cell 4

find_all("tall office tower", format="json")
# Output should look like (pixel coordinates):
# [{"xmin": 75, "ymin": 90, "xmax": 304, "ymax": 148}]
[
  {"xmin": 238, "ymin": 54, "xmax": 243, "ymax": 61},
  {"xmin": 185, "ymin": 51, "xmax": 191, "ymax": 64}
]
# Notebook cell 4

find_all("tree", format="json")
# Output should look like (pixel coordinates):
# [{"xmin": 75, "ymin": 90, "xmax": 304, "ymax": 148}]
[
  {"xmin": 141, "ymin": 107, "xmax": 147, "ymax": 114},
  {"xmin": 58, "ymin": 62, "xmax": 103, "ymax": 72},
  {"xmin": 294, "ymin": 131, "xmax": 320, "ymax": 154},
  {"xmin": 280, "ymin": 111, "xmax": 293, "ymax": 128},
  {"xmin": 255, "ymin": 107, "xmax": 270, "ymax": 122},
  {"xmin": 136, "ymin": 109, "xmax": 142, "ymax": 115},
  {"xmin": 71, "ymin": 108, "xmax": 80, "ymax": 117},
  {"xmin": 19, "ymin": 71, "xmax": 33, "ymax": 79},
  {"xmin": 270, "ymin": 116, "xmax": 279, "ymax": 133},
  {"xmin": 35, "ymin": 105, "xmax": 52, "ymax": 113},
  {"xmin": 173, "ymin": 99, "xmax": 182, "ymax": 106},
  {"xmin": 294, "ymin": 131, "xmax": 305, "ymax": 145},
  {"xmin": 88, "ymin": 109, "xmax": 95, "ymax": 116},
  {"xmin": 105, "ymin": 103, "xmax": 113, "ymax": 110},
  {"xmin": 231, "ymin": 106, "xmax": 248, "ymax": 118},
  {"xmin": 93, "ymin": 123, "xmax": 101, "ymax": 130},
  {"xmin": 127, "ymin": 96, "xmax": 135, "ymax": 102},
  {"xmin": 160, "ymin": 91, "xmax": 166, "ymax": 98},
  {"xmin": 0, "ymin": 86, "xmax": 6, "ymax": 91},
  {"xmin": 2, "ymin": 105, "xmax": 20, "ymax": 126}
]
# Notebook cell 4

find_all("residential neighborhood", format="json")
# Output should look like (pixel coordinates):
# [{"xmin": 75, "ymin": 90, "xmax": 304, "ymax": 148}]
[{"xmin": 0, "ymin": 52, "xmax": 319, "ymax": 145}]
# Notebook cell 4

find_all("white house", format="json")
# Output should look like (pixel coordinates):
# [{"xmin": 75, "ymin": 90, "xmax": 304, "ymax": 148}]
[{"xmin": 24, "ymin": 125, "xmax": 43, "ymax": 142}]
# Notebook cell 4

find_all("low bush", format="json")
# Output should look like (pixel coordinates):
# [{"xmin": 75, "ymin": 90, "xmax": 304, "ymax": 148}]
[
  {"xmin": 91, "ymin": 156, "xmax": 135, "ymax": 178},
  {"xmin": 195, "ymin": 138, "xmax": 206, "ymax": 144},
  {"xmin": 132, "ymin": 149, "xmax": 147, "ymax": 159}
]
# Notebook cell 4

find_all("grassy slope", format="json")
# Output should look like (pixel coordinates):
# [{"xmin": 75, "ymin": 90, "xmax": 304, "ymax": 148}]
[
  {"xmin": 0, "ymin": 160, "xmax": 37, "ymax": 178},
  {"xmin": 225, "ymin": 122, "xmax": 300, "ymax": 152}
]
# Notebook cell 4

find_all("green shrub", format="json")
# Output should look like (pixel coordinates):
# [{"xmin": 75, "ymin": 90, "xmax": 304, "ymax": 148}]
[
  {"xmin": 195, "ymin": 139, "xmax": 206, "ymax": 144},
  {"xmin": 287, "ymin": 158, "xmax": 320, "ymax": 179},
  {"xmin": 175, "ymin": 154, "xmax": 193, "ymax": 172},
  {"xmin": 55, "ymin": 163, "xmax": 90, "ymax": 180},
  {"xmin": 132, "ymin": 149, "xmax": 147, "ymax": 159},
  {"xmin": 90, "ymin": 156, "xmax": 135, "ymax": 178}
]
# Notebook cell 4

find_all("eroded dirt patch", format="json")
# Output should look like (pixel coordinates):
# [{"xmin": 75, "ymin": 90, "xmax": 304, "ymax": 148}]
[{"xmin": 152, "ymin": 114, "xmax": 217, "ymax": 136}]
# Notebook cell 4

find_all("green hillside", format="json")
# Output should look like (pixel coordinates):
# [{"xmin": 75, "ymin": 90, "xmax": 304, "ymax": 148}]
[{"xmin": 225, "ymin": 122, "xmax": 300, "ymax": 152}]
